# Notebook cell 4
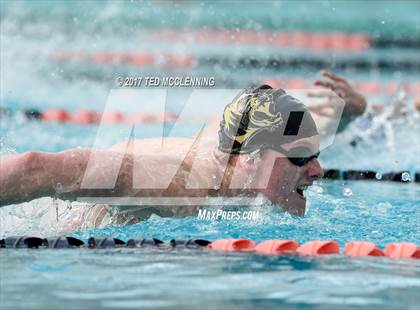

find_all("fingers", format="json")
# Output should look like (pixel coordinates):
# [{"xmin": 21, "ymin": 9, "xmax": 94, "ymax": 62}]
[
  {"xmin": 314, "ymin": 80, "xmax": 346, "ymax": 98},
  {"xmin": 314, "ymin": 80, "xmax": 335, "ymax": 90},
  {"xmin": 320, "ymin": 70, "xmax": 347, "ymax": 83}
]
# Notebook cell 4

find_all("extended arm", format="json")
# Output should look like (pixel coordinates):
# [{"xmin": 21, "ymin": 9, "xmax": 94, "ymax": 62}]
[{"xmin": 0, "ymin": 149, "xmax": 136, "ymax": 207}]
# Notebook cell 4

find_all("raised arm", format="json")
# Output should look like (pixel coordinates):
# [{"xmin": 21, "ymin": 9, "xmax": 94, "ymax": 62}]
[{"xmin": 307, "ymin": 70, "xmax": 367, "ymax": 133}]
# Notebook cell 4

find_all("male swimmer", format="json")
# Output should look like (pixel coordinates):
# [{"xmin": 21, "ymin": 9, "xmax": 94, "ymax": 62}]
[
  {"xmin": 347, "ymin": 83, "xmax": 420, "ymax": 147},
  {"xmin": 0, "ymin": 71, "xmax": 366, "ymax": 226}
]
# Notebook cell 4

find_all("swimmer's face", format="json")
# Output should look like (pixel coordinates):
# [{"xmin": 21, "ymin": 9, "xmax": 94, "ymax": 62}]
[{"xmin": 252, "ymin": 137, "xmax": 324, "ymax": 215}]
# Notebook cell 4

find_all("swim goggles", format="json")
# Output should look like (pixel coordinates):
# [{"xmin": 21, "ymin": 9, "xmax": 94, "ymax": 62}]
[{"xmin": 271, "ymin": 145, "xmax": 320, "ymax": 167}]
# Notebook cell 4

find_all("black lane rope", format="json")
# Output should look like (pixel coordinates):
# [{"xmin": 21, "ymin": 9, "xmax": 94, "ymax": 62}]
[
  {"xmin": 371, "ymin": 37, "xmax": 420, "ymax": 49},
  {"xmin": 323, "ymin": 169, "xmax": 419, "ymax": 183},
  {"xmin": 200, "ymin": 57, "xmax": 420, "ymax": 71},
  {"xmin": 0, "ymin": 236, "xmax": 209, "ymax": 249}
]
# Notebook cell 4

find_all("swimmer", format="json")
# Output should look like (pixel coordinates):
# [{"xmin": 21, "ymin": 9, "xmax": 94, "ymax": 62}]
[
  {"xmin": 0, "ymin": 71, "xmax": 366, "ymax": 226},
  {"xmin": 347, "ymin": 83, "xmax": 420, "ymax": 147}
]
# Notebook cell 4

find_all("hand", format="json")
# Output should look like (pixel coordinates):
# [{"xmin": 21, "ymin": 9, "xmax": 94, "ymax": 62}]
[{"xmin": 311, "ymin": 70, "xmax": 367, "ymax": 117}]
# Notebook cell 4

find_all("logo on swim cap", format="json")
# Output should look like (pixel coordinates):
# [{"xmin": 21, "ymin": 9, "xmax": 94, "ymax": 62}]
[
  {"xmin": 223, "ymin": 88, "xmax": 284, "ymax": 145},
  {"xmin": 218, "ymin": 85, "xmax": 319, "ymax": 154}
]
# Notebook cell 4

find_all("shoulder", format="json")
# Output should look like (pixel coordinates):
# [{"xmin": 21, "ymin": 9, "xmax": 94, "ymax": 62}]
[{"xmin": 111, "ymin": 137, "xmax": 195, "ymax": 155}]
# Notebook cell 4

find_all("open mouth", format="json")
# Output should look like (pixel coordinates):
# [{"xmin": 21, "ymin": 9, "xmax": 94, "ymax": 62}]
[{"xmin": 296, "ymin": 185, "xmax": 309, "ymax": 200}]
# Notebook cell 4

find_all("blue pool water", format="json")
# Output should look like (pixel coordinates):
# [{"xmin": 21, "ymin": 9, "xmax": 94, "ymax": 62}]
[
  {"xmin": 1, "ymin": 246, "xmax": 419, "ymax": 310},
  {"xmin": 1, "ymin": 1, "xmax": 419, "ymax": 309},
  {"xmin": 1, "ymin": 121, "xmax": 419, "ymax": 309}
]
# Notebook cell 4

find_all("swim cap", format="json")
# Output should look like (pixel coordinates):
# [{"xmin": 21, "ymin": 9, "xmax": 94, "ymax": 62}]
[{"xmin": 218, "ymin": 85, "xmax": 318, "ymax": 154}]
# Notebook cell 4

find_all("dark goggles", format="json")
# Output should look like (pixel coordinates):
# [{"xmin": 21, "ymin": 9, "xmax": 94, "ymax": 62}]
[{"xmin": 273, "ymin": 146, "xmax": 320, "ymax": 167}]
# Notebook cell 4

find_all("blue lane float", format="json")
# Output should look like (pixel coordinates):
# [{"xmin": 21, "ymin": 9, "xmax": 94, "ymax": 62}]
[
  {"xmin": 87, "ymin": 237, "xmax": 126, "ymax": 248},
  {"xmin": 0, "ymin": 236, "xmax": 47, "ymax": 248},
  {"xmin": 126, "ymin": 238, "xmax": 164, "ymax": 248},
  {"xmin": 169, "ymin": 238, "xmax": 211, "ymax": 248},
  {"xmin": 47, "ymin": 236, "xmax": 85, "ymax": 248}
]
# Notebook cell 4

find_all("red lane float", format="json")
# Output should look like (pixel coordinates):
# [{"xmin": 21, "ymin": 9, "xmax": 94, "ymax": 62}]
[
  {"xmin": 254, "ymin": 240, "xmax": 299, "ymax": 255},
  {"xmin": 344, "ymin": 241, "xmax": 384, "ymax": 257},
  {"xmin": 262, "ymin": 78, "xmax": 420, "ymax": 96},
  {"xmin": 119, "ymin": 53, "xmax": 155, "ymax": 66},
  {"xmin": 208, "ymin": 239, "xmax": 419, "ymax": 259},
  {"xmin": 72, "ymin": 110, "xmax": 100, "ymax": 124},
  {"xmin": 140, "ymin": 113, "xmax": 164, "ymax": 123},
  {"xmin": 127, "ymin": 113, "xmax": 177, "ymax": 123},
  {"xmin": 208, "ymin": 239, "xmax": 256, "ymax": 252},
  {"xmin": 163, "ymin": 54, "xmax": 194, "ymax": 68},
  {"xmin": 296, "ymin": 240, "xmax": 340, "ymax": 255},
  {"xmin": 36, "ymin": 109, "xmax": 179, "ymax": 124},
  {"xmin": 145, "ymin": 29, "xmax": 371, "ymax": 51},
  {"xmin": 52, "ymin": 51, "xmax": 193, "ymax": 68},
  {"xmin": 101, "ymin": 112, "xmax": 125, "ymax": 123},
  {"xmin": 385, "ymin": 243, "xmax": 420, "ymax": 259},
  {"xmin": 42, "ymin": 109, "xmax": 71, "ymax": 122}
]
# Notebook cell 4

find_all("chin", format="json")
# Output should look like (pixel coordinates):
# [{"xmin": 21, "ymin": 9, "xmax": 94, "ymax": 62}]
[{"xmin": 282, "ymin": 191, "xmax": 306, "ymax": 216}]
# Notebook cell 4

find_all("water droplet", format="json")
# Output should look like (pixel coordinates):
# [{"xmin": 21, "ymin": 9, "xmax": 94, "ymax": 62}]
[
  {"xmin": 376, "ymin": 202, "xmax": 391, "ymax": 213},
  {"xmin": 371, "ymin": 230, "xmax": 381, "ymax": 236},
  {"xmin": 375, "ymin": 172, "xmax": 382, "ymax": 180},
  {"xmin": 342, "ymin": 188, "xmax": 353, "ymax": 197},
  {"xmin": 312, "ymin": 185, "xmax": 323, "ymax": 194},
  {"xmin": 401, "ymin": 172, "xmax": 411, "ymax": 182}
]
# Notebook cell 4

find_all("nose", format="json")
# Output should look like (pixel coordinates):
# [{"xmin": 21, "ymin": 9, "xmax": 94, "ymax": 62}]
[{"xmin": 307, "ymin": 158, "xmax": 324, "ymax": 180}]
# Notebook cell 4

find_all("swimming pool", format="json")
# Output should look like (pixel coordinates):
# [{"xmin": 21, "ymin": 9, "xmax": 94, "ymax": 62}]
[
  {"xmin": 1, "ymin": 1, "xmax": 419, "ymax": 309},
  {"xmin": 1, "ymin": 181, "xmax": 420, "ymax": 310},
  {"xmin": 1, "ymin": 242, "xmax": 418, "ymax": 310},
  {"xmin": 1, "ymin": 118, "xmax": 419, "ymax": 309}
]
